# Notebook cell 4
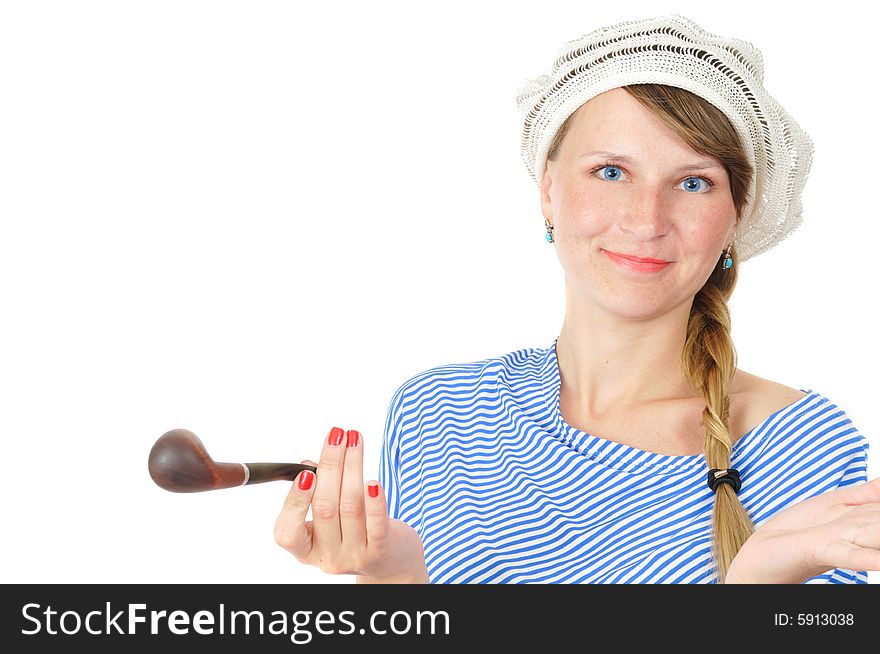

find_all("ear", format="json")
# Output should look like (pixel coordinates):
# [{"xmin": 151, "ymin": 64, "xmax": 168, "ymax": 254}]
[
  {"xmin": 540, "ymin": 160, "xmax": 554, "ymax": 223},
  {"xmin": 724, "ymin": 215, "xmax": 737, "ymax": 247}
]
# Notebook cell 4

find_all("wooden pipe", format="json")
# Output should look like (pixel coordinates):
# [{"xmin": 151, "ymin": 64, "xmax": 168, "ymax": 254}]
[{"xmin": 149, "ymin": 428, "xmax": 317, "ymax": 493}]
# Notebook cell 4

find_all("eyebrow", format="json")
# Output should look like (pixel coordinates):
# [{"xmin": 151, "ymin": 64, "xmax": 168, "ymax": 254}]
[{"xmin": 578, "ymin": 150, "xmax": 724, "ymax": 172}]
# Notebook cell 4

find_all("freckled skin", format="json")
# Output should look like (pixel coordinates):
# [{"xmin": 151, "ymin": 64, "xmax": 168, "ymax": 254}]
[{"xmin": 540, "ymin": 87, "xmax": 737, "ymax": 323}]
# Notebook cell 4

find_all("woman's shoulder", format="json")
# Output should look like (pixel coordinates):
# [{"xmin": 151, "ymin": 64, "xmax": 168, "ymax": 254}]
[
  {"xmin": 385, "ymin": 345, "xmax": 548, "ymax": 429},
  {"xmin": 732, "ymin": 371, "xmax": 869, "ymax": 498},
  {"xmin": 730, "ymin": 370, "xmax": 810, "ymax": 442},
  {"xmin": 731, "ymin": 370, "xmax": 867, "ymax": 448}
]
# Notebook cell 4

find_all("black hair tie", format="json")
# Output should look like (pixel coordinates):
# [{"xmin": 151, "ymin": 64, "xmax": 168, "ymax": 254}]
[{"xmin": 707, "ymin": 468, "xmax": 741, "ymax": 494}]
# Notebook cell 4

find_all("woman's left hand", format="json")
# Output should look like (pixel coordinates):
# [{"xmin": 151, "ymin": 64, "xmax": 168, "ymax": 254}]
[{"xmin": 725, "ymin": 475, "xmax": 880, "ymax": 583}]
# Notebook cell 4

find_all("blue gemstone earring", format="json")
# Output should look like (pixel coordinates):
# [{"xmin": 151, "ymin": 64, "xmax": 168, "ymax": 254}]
[
  {"xmin": 721, "ymin": 242, "xmax": 733, "ymax": 270},
  {"xmin": 545, "ymin": 219, "xmax": 555, "ymax": 243}
]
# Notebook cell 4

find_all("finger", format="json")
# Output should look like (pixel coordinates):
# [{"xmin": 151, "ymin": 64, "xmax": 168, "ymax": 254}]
[
  {"xmin": 274, "ymin": 461, "xmax": 318, "ymax": 562},
  {"xmin": 852, "ymin": 511, "xmax": 880, "ymax": 547},
  {"xmin": 820, "ymin": 539, "xmax": 880, "ymax": 573},
  {"xmin": 339, "ymin": 429, "xmax": 366, "ymax": 549},
  {"xmin": 310, "ymin": 426, "xmax": 349, "ymax": 554},
  {"xmin": 833, "ymin": 475, "xmax": 880, "ymax": 506},
  {"xmin": 364, "ymin": 480, "xmax": 392, "ymax": 551}
]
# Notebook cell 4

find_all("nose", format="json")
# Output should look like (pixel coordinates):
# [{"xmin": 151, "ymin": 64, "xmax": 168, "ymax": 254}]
[{"xmin": 619, "ymin": 183, "xmax": 671, "ymax": 239}]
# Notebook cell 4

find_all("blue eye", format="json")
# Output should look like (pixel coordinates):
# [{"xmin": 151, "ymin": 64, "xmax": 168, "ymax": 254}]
[
  {"xmin": 680, "ymin": 176, "xmax": 712, "ymax": 193},
  {"xmin": 596, "ymin": 165, "xmax": 623, "ymax": 181}
]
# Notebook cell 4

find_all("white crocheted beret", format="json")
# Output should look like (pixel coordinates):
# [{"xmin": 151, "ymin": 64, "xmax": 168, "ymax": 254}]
[{"xmin": 515, "ymin": 14, "xmax": 814, "ymax": 262}]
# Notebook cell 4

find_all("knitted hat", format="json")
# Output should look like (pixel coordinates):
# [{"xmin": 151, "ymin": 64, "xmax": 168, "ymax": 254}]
[{"xmin": 515, "ymin": 15, "xmax": 814, "ymax": 262}]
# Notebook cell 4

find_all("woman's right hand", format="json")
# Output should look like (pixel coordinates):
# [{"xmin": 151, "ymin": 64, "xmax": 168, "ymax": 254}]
[{"xmin": 274, "ymin": 426, "xmax": 429, "ymax": 583}]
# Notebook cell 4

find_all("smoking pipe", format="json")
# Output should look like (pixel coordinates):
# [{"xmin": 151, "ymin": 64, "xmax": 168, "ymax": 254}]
[{"xmin": 149, "ymin": 428, "xmax": 317, "ymax": 493}]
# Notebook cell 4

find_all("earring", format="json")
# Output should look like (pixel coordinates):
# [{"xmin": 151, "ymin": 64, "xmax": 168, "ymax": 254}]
[
  {"xmin": 544, "ymin": 218, "xmax": 555, "ymax": 243},
  {"xmin": 721, "ymin": 242, "xmax": 733, "ymax": 270}
]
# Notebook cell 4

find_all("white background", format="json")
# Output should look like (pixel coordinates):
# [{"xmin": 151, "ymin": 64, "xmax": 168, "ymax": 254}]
[{"xmin": 1, "ymin": 0, "xmax": 877, "ymax": 585}]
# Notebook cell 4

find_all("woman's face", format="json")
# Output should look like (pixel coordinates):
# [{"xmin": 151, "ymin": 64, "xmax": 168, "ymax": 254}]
[{"xmin": 541, "ymin": 87, "xmax": 738, "ymax": 321}]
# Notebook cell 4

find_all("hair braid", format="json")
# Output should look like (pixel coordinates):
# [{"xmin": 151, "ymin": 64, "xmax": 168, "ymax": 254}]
[{"xmin": 682, "ymin": 249, "xmax": 755, "ymax": 582}]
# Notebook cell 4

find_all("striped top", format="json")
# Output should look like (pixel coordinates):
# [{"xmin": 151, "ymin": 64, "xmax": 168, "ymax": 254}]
[{"xmin": 378, "ymin": 337, "xmax": 870, "ymax": 584}]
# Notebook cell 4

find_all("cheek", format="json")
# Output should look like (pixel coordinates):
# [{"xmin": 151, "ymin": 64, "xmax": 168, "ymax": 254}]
[
  {"xmin": 679, "ymin": 210, "xmax": 731, "ymax": 253},
  {"xmin": 555, "ymin": 184, "xmax": 617, "ymax": 236}
]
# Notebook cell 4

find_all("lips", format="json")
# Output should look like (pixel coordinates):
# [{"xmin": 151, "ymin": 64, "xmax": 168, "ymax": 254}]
[
  {"xmin": 603, "ymin": 250, "xmax": 672, "ymax": 264},
  {"xmin": 602, "ymin": 249, "xmax": 672, "ymax": 273}
]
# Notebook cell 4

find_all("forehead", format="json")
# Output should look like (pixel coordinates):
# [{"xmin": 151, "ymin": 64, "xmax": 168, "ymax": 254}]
[
  {"xmin": 563, "ymin": 88, "xmax": 711, "ymax": 160},
  {"xmin": 570, "ymin": 88, "xmax": 668, "ymax": 135}
]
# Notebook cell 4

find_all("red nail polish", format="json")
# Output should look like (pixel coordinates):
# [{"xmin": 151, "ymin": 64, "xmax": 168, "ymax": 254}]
[
  {"xmin": 367, "ymin": 483, "xmax": 379, "ymax": 498},
  {"xmin": 347, "ymin": 430, "xmax": 359, "ymax": 447},
  {"xmin": 329, "ymin": 427, "xmax": 345, "ymax": 446},
  {"xmin": 298, "ymin": 470, "xmax": 315, "ymax": 491}
]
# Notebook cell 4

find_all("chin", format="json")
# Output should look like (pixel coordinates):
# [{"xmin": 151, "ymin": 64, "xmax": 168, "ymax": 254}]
[
  {"xmin": 609, "ymin": 304, "xmax": 669, "ymax": 321},
  {"xmin": 605, "ymin": 284, "xmax": 685, "ymax": 318}
]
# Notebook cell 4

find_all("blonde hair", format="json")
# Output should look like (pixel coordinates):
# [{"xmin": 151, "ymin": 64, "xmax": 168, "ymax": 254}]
[{"xmin": 546, "ymin": 84, "xmax": 755, "ymax": 583}]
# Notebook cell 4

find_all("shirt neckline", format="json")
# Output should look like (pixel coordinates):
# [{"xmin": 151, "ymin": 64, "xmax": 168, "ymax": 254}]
[{"xmin": 538, "ymin": 335, "xmax": 817, "ymax": 474}]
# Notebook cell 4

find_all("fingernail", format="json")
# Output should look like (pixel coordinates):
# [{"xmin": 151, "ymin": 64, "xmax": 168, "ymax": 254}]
[
  {"xmin": 346, "ymin": 429, "xmax": 360, "ymax": 447},
  {"xmin": 367, "ymin": 483, "xmax": 379, "ymax": 498},
  {"xmin": 328, "ymin": 426, "xmax": 346, "ymax": 446},
  {"xmin": 298, "ymin": 470, "xmax": 315, "ymax": 491}
]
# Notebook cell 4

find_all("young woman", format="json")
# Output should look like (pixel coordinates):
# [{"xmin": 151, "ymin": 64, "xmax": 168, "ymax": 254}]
[{"xmin": 274, "ymin": 15, "xmax": 879, "ymax": 584}]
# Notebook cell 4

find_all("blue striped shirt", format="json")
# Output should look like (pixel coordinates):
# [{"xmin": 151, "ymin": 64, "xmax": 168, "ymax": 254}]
[{"xmin": 378, "ymin": 337, "xmax": 870, "ymax": 584}]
